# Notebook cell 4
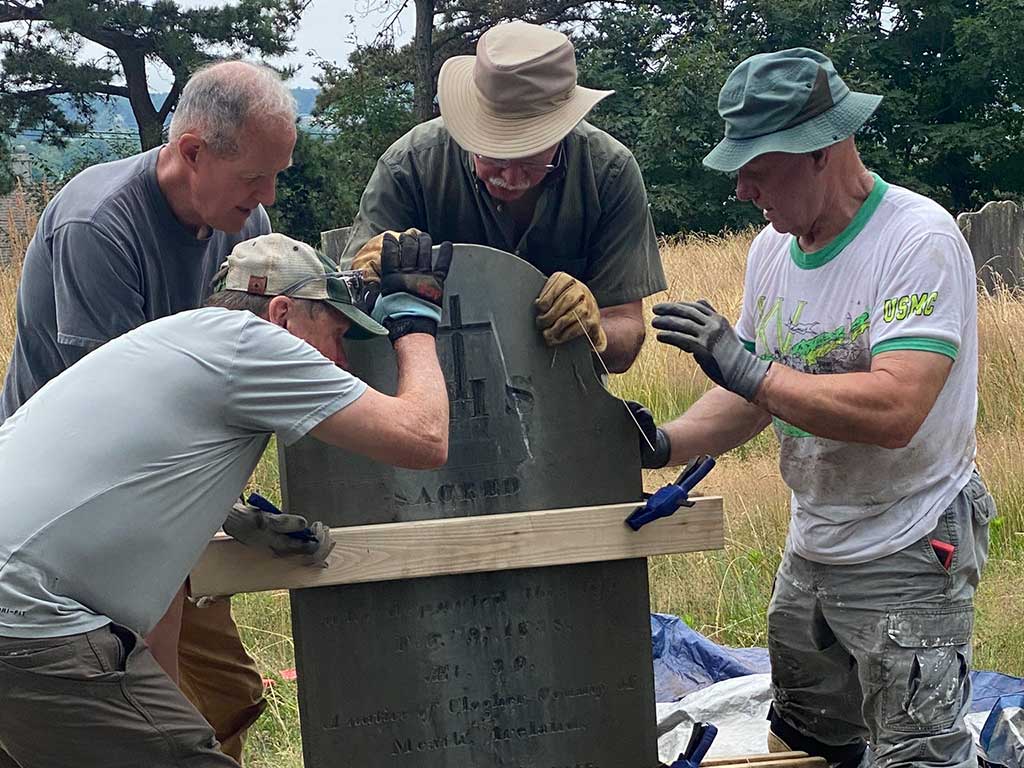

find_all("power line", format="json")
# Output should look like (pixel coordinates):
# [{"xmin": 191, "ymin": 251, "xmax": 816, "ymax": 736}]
[{"xmin": 16, "ymin": 126, "xmax": 338, "ymax": 141}]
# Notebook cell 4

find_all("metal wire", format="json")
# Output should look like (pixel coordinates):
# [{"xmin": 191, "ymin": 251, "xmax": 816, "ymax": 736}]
[{"xmin": 571, "ymin": 309, "xmax": 656, "ymax": 452}]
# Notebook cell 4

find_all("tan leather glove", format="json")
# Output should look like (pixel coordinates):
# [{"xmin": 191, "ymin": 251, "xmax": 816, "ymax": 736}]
[
  {"xmin": 350, "ymin": 227, "xmax": 422, "ymax": 283},
  {"xmin": 534, "ymin": 271, "xmax": 607, "ymax": 351}
]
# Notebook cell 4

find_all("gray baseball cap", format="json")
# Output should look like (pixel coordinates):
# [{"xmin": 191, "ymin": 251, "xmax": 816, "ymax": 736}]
[
  {"xmin": 217, "ymin": 233, "xmax": 388, "ymax": 340},
  {"xmin": 703, "ymin": 48, "xmax": 882, "ymax": 173}
]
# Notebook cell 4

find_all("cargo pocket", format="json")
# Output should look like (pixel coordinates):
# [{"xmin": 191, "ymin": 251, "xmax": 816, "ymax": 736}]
[
  {"xmin": 969, "ymin": 477, "xmax": 997, "ymax": 527},
  {"xmin": 967, "ymin": 477, "xmax": 996, "ymax": 584},
  {"xmin": 882, "ymin": 605, "xmax": 972, "ymax": 733}
]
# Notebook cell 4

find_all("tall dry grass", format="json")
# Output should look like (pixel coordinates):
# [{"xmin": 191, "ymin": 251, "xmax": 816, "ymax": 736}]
[
  {"xmin": 0, "ymin": 209, "xmax": 1021, "ymax": 767},
  {"xmin": 611, "ymin": 232, "xmax": 753, "ymax": 422},
  {"xmin": 0, "ymin": 181, "xmax": 40, "ymax": 366}
]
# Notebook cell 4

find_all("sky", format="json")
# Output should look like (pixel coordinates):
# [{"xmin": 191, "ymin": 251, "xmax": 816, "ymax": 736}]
[{"xmin": 87, "ymin": 0, "xmax": 416, "ymax": 90}]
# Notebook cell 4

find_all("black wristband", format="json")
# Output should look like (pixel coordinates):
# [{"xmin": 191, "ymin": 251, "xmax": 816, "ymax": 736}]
[
  {"xmin": 643, "ymin": 428, "xmax": 672, "ymax": 469},
  {"xmin": 383, "ymin": 316, "xmax": 438, "ymax": 343}
]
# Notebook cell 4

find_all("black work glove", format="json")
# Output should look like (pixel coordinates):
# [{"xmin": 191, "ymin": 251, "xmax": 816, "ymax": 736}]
[
  {"xmin": 652, "ymin": 300, "xmax": 770, "ymax": 401},
  {"xmin": 627, "ymin": 401, "xmax": 671, "ymax": 469},
  {"xmin": 372, "ymin": 231, "xmax": 453, "ymax": 342}
]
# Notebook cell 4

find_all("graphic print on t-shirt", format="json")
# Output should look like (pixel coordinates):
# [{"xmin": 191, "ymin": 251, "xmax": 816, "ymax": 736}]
[
  {"xmin": 751, "ymin": 295, "xmax": 873, "ymax": 438},
  {"xmin": 753, "ymin": 295, "xmax": 872, "ymax": 374}
]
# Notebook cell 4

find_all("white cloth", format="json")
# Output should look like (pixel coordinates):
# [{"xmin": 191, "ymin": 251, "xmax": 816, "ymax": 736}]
[
  {"xmin": 0, "ymin": 308, "xmax": 366, "ymax": 637},
  {"xmin": 736, "ymin": 176, "xmax": 978, "ymax": 564}
]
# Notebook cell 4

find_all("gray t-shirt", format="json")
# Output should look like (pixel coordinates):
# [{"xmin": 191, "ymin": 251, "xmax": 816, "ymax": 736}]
[
  {"xmin": 0, "ymin": 308, "xmax": 366, "ymax": 638},
  {"xmin": 0, "ymin": 147, "xmax": 271, "ymax": 422}
]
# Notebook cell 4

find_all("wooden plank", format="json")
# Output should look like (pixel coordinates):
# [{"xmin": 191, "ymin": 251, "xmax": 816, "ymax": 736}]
[
  {"xmin": 190, "ymin": 497, "xmax": 723, "ymax": 596},
  {"xmin": 701, "ymin": 752, "xmax": 811, "ymax": 765},
  {"xmin": 700, "ymin": 753, "xmax": 827, "ymax": 767}
]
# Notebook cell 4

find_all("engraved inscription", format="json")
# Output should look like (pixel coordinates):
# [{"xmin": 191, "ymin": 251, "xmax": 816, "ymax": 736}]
[
  {"xmin": 392, "ymin": 730, "xmax": 472, "ymax": 756},
  {"xmin": 394, "ymin": 477, "xmax": 520, "ymax": 508}
]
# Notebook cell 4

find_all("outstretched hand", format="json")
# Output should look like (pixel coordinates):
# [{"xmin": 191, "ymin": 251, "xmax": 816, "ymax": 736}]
[{"xmin": 651, "ymin": 300, "xmax": 770, "ymax": 401}]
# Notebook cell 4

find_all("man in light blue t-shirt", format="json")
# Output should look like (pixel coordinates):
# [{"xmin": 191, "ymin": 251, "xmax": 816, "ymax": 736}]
[
  {"xmin": 0, "ymin": 60, "xmax": 298, "ymax": 760},
  {"xmin": 631, "ymin": 50, "xmax": 992, "ymax": 768},
  {"xmin": 0, "ymin": 231, "xmax": 453, "ymax": 768}
]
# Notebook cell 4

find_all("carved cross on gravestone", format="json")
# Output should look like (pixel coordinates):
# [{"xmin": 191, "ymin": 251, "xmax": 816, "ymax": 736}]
[
  {"xmin": 957, "ymin": 200, "xmax": 1024, "ymax": 292},
  {"xmin": 282, "ymin": 244, "xmax": 658, "ymax": 767}
]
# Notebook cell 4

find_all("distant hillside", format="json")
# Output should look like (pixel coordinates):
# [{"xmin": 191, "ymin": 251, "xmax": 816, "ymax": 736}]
[
  {"xmin": 12, "ymin": 87, "xmax": 321, "ymax": 178},
  {"xmin": 53, "ymin": 87, "xmax": 319, "ymax": 133}
]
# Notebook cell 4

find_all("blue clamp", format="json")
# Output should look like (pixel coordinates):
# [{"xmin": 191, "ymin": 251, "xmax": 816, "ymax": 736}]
[
  {"xmin": 663, "ymin": 721, "xmax": 718, "ymax": 768},
  {"xmin": 626, "ymin": 455, "xmax": 716, "ymax": 531},
  {"xmin": 245, "ymin": 492, "xmax": 319, "ymax": 542}
]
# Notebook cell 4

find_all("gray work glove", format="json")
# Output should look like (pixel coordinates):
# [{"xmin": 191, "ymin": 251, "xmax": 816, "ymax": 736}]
[
  {"xmin": 651, "ymin": 300, "xmax": 771, "ymax": 402},
  {"xmin": 223, "ymin": 502, "xmax": 335, "ymax": 568},
  {"xmin": 626, "ymin": 401, "xmax": 671, "ymax": 469}
]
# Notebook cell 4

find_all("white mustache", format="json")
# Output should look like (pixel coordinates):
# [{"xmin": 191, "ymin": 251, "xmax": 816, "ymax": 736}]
[{"xmin": 487, "ymin": 176, "xmax": 532, "ymax": 191}]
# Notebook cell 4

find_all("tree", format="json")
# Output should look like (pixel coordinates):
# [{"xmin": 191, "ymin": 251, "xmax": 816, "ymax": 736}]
[
  {"xmin": 0, "ymin": 0, "xmax": 310, "ymax": 152},
  {"xmin": 574, "ymin": 3, "xmax": 762, "ymax": 234},
  {"xmin": 578, "ymin": 0, "xmax": 1024, "ymax": 228},
  {"xmin": 269, "ymin": 48, "xmax": 416, "ymax": 245},
  {"xmin": 371, "ymin": 0, "xmax": 614, "ymax": 122},
  {"xmin": 287, "ymin": 0, "xmax": 1024, "ymax": 240}
]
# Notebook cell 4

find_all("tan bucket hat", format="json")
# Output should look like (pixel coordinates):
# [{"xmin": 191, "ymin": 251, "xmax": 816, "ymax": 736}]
[{"xmin": 437, "ymin": 21, "xmax": 613, "ymax": 159}]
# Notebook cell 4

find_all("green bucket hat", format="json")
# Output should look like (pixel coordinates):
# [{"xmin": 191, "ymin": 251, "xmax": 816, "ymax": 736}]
[
  {"xmin": 703, "ymin": 47, "xmax": 882, "ymax": 173},
  {"xmin": 215, "ymin": 233, "xmax": 388, "ymax": 340}
]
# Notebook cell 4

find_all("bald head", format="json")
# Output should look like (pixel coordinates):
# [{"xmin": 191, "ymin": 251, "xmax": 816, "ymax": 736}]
[{"xmin": 169, "ymin": 61, "xmax": 296, "ymax": 156}]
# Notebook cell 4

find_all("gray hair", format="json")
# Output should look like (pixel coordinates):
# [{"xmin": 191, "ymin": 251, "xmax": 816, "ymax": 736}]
[
  {"xmin": 169, "ymin": 61, "xmax": 296, "ymax": 156},
  {"xmin": 204, "ymin": 290, "xmax": 325, "ymax": 319}
]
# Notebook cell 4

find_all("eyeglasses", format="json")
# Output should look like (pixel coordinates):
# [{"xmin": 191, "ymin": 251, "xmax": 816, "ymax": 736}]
[
  {"xmin": 280, "ymin": 269, "xmax": 369, "ymax": 305},
  {"xmin": 473, "ymin": 143, "xmax": 564, "ymax": 174}
]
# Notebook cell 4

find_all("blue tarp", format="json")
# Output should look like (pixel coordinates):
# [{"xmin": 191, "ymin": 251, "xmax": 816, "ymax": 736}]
[
  {"xmin": 979, "ymin": 693, "xmax": 1024, "ymax": 766},
  {"xmin": 651, "ymin": 612, "xmax": 1024, "ymax": 715}
]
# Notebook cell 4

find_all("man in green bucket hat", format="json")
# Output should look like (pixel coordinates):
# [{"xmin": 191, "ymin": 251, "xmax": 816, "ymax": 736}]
[{"xmin": 631, "ymin": 49, "xmax": 990, "ymax": 767}]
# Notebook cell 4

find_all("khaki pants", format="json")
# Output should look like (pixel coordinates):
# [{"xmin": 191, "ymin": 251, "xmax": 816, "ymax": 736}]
[
  {"xmin": 179, "ymin": 598, "xmax": 267, "ymax": 764},
  {"xmin": 0, "ymin": 623, "xmax": 239, "ymax": 768},
  {"xmin": 768, "ymin": 474, "xmax": 994, "ymax": 768}
]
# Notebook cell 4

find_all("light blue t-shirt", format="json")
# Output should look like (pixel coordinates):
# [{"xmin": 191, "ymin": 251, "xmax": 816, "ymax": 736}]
[{"xmin": 0, "ymin": 308, "xmax": 366, "ymax": 637}]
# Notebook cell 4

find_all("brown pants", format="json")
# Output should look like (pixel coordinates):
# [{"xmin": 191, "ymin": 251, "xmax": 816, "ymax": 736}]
[
  {"xmin": 178, "ymin": 598, "xmax": 267, "ymax": 764},
  {"xmin": 0, "ymin": 624, "xmax": 239, "ymax": 768}
]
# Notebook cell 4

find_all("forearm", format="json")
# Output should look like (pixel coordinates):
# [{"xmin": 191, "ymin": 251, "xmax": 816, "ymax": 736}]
[
  {"xmin": 663, "ymin": 386, "xmax": 772, "ymax": 463},
  {"xmin": 599, "ymin": 313, "xmax": 645, "ymax": 373},
  {"xmin": 752, "ymin": 363, "xmax": 925, "ymax": 448},
  {"xmin": 392, "ymin": 333, "xmax": 450, "ymax": 461}
]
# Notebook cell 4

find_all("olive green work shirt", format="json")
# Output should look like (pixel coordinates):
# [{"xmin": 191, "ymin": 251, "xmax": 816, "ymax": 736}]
[{"xmin": 342, "ymin": 118, "xmax": 667, "ymax": 307}]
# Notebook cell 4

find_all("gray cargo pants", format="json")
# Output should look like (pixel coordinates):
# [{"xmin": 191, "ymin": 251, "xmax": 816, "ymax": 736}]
[
  {"xmin": 767, "ymin": 473, "xmax": 994, "ymax": 768},
  {"xmin": 0, "ymin": 622, "xmax": 239, "ymax": 767}
]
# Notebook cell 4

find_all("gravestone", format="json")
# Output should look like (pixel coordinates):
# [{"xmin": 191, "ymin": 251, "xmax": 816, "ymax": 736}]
[
  {"xmin": 282, "ymin": 244, "xmax": 657, "ymax": 767},
  {"xmin": 320, "ymin": 226, "xmax": 353, "ymax": 266},
  {"xmin": 956, "ymin": 200, "xmax": 1024, "ymax": 292}
]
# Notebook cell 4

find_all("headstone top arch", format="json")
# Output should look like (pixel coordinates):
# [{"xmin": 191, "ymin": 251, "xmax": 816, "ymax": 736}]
[{"xmin": 957, "ymin": 200, "xmax": 1024, "ymax": 292}]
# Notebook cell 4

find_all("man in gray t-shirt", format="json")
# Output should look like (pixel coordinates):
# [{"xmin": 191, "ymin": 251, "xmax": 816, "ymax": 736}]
[
  {"xmin": 0, "ymin": 230, "xmax": 454, "ymax": 768},
  {"xmin": 0, "ymin": 146, "xmax": 269, "ymax": 421},
  {"xmin": 0, "ymin": 61, "xmax": 297, "ymax": 762}
]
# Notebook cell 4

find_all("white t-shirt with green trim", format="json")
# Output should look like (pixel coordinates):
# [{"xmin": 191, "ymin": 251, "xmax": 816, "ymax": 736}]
[{"xmin": 736, "ymin": 176, "xmax": 978, "ymax": 565}]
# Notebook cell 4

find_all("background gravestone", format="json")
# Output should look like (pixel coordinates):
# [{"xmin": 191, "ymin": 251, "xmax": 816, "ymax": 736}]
[
  {"xmin": 320, "ymin": 226, "xmax": 353, "ymax": 266},
  {"xmin": 957, "ymin": 200, "xmax": 1024, "ymax": 292},
  {"xmin": 282, "ymin": 244, "xmax": 657, "ymax": 767}
]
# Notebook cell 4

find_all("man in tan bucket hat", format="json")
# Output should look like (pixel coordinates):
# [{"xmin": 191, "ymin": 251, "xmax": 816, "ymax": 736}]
[{"xmin": 342, "ymin": 21, "xmax": 667, "ymax": 373}]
